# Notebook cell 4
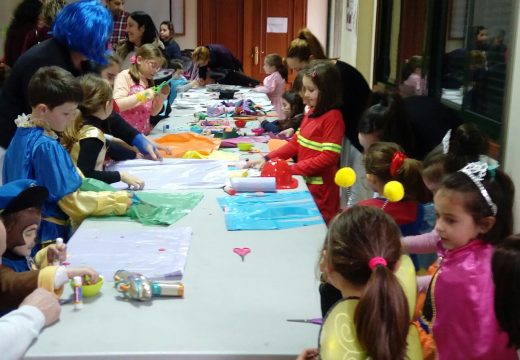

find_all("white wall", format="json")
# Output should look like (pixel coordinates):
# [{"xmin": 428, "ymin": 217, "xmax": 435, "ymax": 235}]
[
  {"xmin": 502, "ymin": 0, "xmax": 520, "ymax": 232},
  {"xmin": 306, "ymin": 0, "xmax": 328, "ymax": 50},
  {"xmin": 175, "ymin": 0, "xmax": 197, "ymax": 50}
]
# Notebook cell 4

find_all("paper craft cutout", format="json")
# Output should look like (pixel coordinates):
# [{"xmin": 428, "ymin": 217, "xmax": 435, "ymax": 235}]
[{"xmin": 233, "ymin": 247, "xmax": 251, "ymax": 262}]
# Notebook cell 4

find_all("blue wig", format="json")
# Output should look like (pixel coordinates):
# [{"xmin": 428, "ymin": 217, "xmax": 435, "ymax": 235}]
[{"xmin": 52, "ymin": 0, "xmax": 113, "ymax": 65}]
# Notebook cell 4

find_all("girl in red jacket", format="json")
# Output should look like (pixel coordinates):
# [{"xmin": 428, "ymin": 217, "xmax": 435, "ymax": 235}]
[{"xmin": 251, "ymin": 61, "xmax": 344, "ymax": 224}]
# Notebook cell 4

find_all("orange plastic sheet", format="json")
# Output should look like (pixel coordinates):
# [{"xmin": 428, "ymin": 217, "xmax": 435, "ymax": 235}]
[
  {"xmin": 267, "ymin": 139, "xmax": 288, "ymax": 152},
  {"xmin": 154, "ymin": 132, "xmax": 221, "ymax": 158}
]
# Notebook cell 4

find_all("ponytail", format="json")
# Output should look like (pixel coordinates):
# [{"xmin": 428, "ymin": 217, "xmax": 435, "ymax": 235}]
[
  {"xmin": 288, "ymin": 28, "xmax": 327, "ymax": 61},
  {"xmin": 325, "ymin": 206, "xmax": 409, "ymax": 359},
  {"xmin": 265, "ymin": 53, "xmax": 288, "ymax": 81},
  {"xmin": 398, "ymin": 157, "xmax": 432, "ymax": 202},
  {"xmin": 61, "ymin": 112, "xmax": 84, "ymax": 151},
  {"xmin": 356, "ymin": 266, "xmax": 409, "ymax": 360}
]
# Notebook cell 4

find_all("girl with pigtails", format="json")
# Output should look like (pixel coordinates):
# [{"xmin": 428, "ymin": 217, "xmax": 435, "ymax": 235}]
[{"xmin": 297, "ymin": 206, "xmax": 421, "ymax": 360}]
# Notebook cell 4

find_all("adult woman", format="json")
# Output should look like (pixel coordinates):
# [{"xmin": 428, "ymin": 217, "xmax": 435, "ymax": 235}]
[
  {"xmin": 192, "ymin": 44, "xmax": 258, "ymax": 87},
  {"xmin": 287, "ymin": 28, "xmax": 372, "ymax": 152},
  {"xmin": 116, "ymin": 11, "xmax": 163, "ymax": 70},
  {"xmin": 159, "ymin": 20, "xmax": 182, "ymax": 62}
]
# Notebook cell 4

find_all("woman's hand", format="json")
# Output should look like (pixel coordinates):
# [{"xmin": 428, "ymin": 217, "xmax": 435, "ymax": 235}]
[{"xmin": 120, "ymin": 172, "xmax": 145, "ymax": 190}]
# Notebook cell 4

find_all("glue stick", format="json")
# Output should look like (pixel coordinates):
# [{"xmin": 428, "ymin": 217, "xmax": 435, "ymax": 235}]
[
  {"xmin": 151, "ymin": 281, "xmax": 184, "ymax": 297},
  {"xmin": 73, "ymin": 276, "xmax": 83, "ymax": 310},
  {"xmin": 53, "ymin": 237, "xmax": 64, "ymax": 266}
]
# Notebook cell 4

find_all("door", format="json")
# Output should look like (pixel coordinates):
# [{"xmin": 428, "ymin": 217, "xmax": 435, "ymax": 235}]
[
  {"xmin": 243, "ymin": 0, "xmax": 308, "ymax": 82},
  {"xmin": 198, "ymin": 0, "xmax": 307, "ymax": 83}
]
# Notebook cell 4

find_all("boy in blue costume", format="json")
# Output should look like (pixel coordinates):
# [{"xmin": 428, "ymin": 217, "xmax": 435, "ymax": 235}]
[{"xmin": 3, "ymin": 66, "xmax": 131, "ymax": 244}]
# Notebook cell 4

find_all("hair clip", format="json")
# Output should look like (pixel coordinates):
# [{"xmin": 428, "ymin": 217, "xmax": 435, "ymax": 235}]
[
  {"xmin": 442, "ymin": 129, "xmax": 451, "ymax": 154},
  {"xmin": 459, "ymin": 161, "xmax": 497, "ymax": 216},
  {"xmin": 310, "ymin": 70, "xmax": 317, "ymax": 78},
  {"xmin": 130, "ymin": 55, "xmax": 137, "ymax": 65},
  {"xmin": 389, "ymin": 151, "xmax": 407, "ymax": 177},
  {"xmin": 479, "ymin": 155, "xmax": 499, "ymax": 178}
]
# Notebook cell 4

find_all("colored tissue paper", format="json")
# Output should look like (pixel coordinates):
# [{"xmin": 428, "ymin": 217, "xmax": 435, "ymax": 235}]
[{"xmin": 217, "ymin": 191, "xmax": 324, "ymax": 230}]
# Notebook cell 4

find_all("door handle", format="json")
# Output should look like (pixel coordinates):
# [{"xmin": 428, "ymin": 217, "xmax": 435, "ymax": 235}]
[{"xmin": 254, "ymin": 46, "xmax": 259, "ymax": 65}]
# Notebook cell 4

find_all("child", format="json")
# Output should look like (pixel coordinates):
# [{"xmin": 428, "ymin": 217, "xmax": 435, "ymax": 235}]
[
  {"xmin": 250, "ymin": 62, "xmax": 344, "ymax": 224},
  {"xmin": 113, "ymin": 43, "xmax": 170, "ymax": 135},
  {"xmin": 160, "ymin": 59, "xmax": 198, "ymax": 117},
  {"xmin": 0, "ymin": 179, "xmax": 99, "ymax": 313},
  {"xmin": 62, "ymin": 74, "xmax": 144, "ymax": 189},
  {"xmin": 99, "ymin": 53, "xmax": 123, "ymax": 88},
  {"xmin": 492, "ymin": 234, "xmax": 520, "ymax": 355},
  {"xmin": 360, "ymin": 142, "xmax": 432, "ymax": 235},
  {"xmin": 400, "ymin": 55, "xmax": 427, "ymax": 97},
  {"xmin": 254, "ymin": 53, "xmax": 288, "ymax": 120},
  {"xmin": 298, "ymin": 206, "xmax": 411, "ymax": 360},
  {"xmin": 417, "ymin": 162, "xmax": 517, "ymax": 359},
  {"xmin": 159, "ymin": 20, "xmax": 181, "ymax": 61},
  {"xmin": 1, "ymin": 181, "xmax": 65, "ymax": 273},
  {"xmin": 3, "ymin": 66, "xmax": 132, "ymax": 243},
  {"xmin": 261, "ymin": 90, "xmax": 304, "ymax": 134}
]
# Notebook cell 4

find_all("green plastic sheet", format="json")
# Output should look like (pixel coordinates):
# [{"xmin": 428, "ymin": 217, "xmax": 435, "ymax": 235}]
[{"xmin": 81, "ymin": 178, "xmax": 203, "ymax": 225}]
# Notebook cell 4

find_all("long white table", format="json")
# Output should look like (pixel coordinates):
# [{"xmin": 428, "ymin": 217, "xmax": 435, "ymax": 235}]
[{"xmin": 24, "ymin": 88, "xmax": 326, "ymax": 359}]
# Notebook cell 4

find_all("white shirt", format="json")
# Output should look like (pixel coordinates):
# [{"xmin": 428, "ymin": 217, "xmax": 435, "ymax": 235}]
[{"xmin": 0, "ymin": 305, "xmax": 45, "ymax": 360}]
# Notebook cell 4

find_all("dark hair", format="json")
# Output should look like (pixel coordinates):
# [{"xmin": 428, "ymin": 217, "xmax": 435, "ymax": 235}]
[
  {"xmin": 326, "ymin": 206, "xmax": 409, "ymax": 360},
  {"xmin": 493, "ymin": 234, "xmax": 520, "ymax": 349},
  {"xmin": 264, "ymin": 53, "xmax": 288, "ymax": 81},
  {"xmin": 117, "ymin": 11, "xmax": 159, "ymax": 60},
  {"xmin": 291, "ymin": 70, "xmax": 305, "ymax": 94},
  {"xmin": 7, "ymin": 0, "xmax": 41, "ymax": 31},
  {"xmin": 287, "ymin": 28, "xmax": 327, "ymax": 62},
  {"xmin": 364, "ymin": 142, "xmax": 431, "ymax": 203},
  {"xmin": 422, "ymin": 123, "xmax": 488, "ymax": 183},
  {"xmin": 160, "ymin": 20, "xmax": 174, "ymax": 37},
  {"xmin": 169, "ymin": 59, "xmax": 184, "ymax": 71},
  {"xmin": 303, "ymin": 61, "xmax": 342, "ymax": 117},
  {"xmin": 359, "ymin": 92, "xmax": 415, "ymax": 155},
  {"xmin": 401, "ymin": 55, "xmax": 423, "ymax": 82},
  {"xmin": 441, "ymin": 168, "xmax": 514, "ymax": 245},
  {"xmin": 28, "ymin": 66, "xmax": 83, "ymax": 109},
  {"xmin": 282, "ymin": 90, "xmax": 304, "ymax": 118}
]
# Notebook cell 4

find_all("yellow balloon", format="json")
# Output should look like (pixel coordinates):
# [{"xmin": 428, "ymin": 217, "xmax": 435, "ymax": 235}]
[
  {"xmin": 335, "ymin": 167, "xmax": 356, "ymax": 187},
  {"xmin": 383, "ymin": 181, "xmax": 405, "ymax": 202}
]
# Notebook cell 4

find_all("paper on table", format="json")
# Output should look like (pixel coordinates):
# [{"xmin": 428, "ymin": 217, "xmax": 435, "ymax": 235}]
[
  {"xmin": 107, "ymin": 159, "xmax": 228, "ymax": 190},
  {"xmin": 66, "ymin": 226, "xmax": 192, "ymax": 280}
]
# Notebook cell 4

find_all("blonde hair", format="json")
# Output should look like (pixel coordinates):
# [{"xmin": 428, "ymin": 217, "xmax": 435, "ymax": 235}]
[
  {"xmin": 62, "ymin": 74, "xmax": 112, "ymax": 151},
  {"xmin": 129, "ymin": 43, "xmax": 165, "ymax": 86},
  {"xmin": 192, "ymin": 46, "xmax": 210, "ymax": 64}
]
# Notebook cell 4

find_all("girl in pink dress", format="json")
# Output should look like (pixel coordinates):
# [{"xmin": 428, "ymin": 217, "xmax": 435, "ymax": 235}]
[
  {"xmin": 113, "ymin": 44, "xmax": 170, "ymax": 135},
  {"xmin": 415, "ymin": 162, "xmax": 517, "ymax": 359},
  {"xmin": 254, "ymin": 53, "xmax": 287, "ymax": 120}
]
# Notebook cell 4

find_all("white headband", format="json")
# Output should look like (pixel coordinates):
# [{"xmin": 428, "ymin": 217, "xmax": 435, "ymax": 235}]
[{"xmin": 459, "ymin": 161, "xmax": 497, "ymax": 216}]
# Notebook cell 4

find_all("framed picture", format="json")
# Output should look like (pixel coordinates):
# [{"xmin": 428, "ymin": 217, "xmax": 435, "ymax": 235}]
[
  {"xmin": 448, "ymin": 0, "xmax": 468, "ymax": 39},
  {"xmin": 125, "ymin": 0, "xmax": 184, "ymax": 35},
  {"xmin": 171, "ymin": 0, "xmax": 185, "ymax": 35}
]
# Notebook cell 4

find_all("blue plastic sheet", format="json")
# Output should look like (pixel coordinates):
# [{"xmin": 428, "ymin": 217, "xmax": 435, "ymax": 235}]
[{"xmin": 217, "ymin": 191, "xmax": 324, "ymax": 230}]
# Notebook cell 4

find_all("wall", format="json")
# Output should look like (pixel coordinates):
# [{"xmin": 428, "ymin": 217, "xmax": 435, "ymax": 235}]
[
  {"xmin": 389, "ymin": 0, "xmax": 401, "ymax": 83},
  {"xmin": 306, "ymin": 0, "xmax": 328, "ymax": 50},
  {"xmin": 175, "ymin": 0, "xmax": 197, "ymax": 49},
  {"xmin": 502, "ymin": 0, "xmax": 520, "ymax": 232}
]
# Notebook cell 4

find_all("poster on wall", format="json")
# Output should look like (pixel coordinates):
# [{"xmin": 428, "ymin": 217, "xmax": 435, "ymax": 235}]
[{"xmin": 346, "ymin": 0, "xmax": 358, "ymax": 34}]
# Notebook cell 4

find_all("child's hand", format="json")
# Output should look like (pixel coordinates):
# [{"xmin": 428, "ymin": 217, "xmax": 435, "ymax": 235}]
[
  {"xmin": 47, "ymin": 244, "xmax": 67, "ymax": 264},
  {"xmin": 160, "ymin": 84, "xmax": 170, "ymax": 96},
  {"xmin": 66, "ymin": 267, "xmax": 99, "ymax": 284},
  {"xmin": 155, "ymin": 143, "xmax": 172, "ymax": 155},
  {"xmin": 246, "ymin": 157, "xmax": 266, "ymax": 169},
  {"xmin": 190, "ymin": 80, "xmax": 199, "ymax": 88},
  {"xmin": 278, "ymin": 128, "xmax": 295, "ymax": 138},
  {"xmin": 296, "ymin": 348, "xmax": 319, "ymax": 360},
  {"xmin": 120, "ymin": 172, "xmax": 145, "ymax": 190}
]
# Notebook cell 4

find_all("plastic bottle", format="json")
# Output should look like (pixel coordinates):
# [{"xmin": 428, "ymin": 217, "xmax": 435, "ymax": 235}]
[{"xmin": 73, "ymin": 276, "xmax": 83, "ymax": 310}]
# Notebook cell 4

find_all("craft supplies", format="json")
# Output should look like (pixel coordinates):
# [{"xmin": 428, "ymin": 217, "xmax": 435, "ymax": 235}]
[
  {"xmin": 230, "ymin": 177, "xmax": 276, "ymax": 192},
  {"xmin": 233, "ymin": 247, "xmax": 251, "ymax": 262},
  {"xmin": 73, "ymin": 276, "xmax": 83, "ymax": 310}
]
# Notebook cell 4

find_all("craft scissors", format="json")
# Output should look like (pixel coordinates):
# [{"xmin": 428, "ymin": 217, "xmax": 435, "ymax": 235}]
[{"xmin": 286, "ymin": 318, "xmax": 323, "ymax": 325}]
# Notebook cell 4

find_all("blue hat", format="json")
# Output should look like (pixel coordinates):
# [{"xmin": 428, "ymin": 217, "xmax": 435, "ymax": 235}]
[{"xmin": 0, "ymin": 180, "xmax": 49, "ymax": 215}]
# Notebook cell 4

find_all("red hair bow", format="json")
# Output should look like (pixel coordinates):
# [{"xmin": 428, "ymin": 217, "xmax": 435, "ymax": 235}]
[{"xmin": 390, "ymin": 151, "xmax": 407, "ymax": 177}]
